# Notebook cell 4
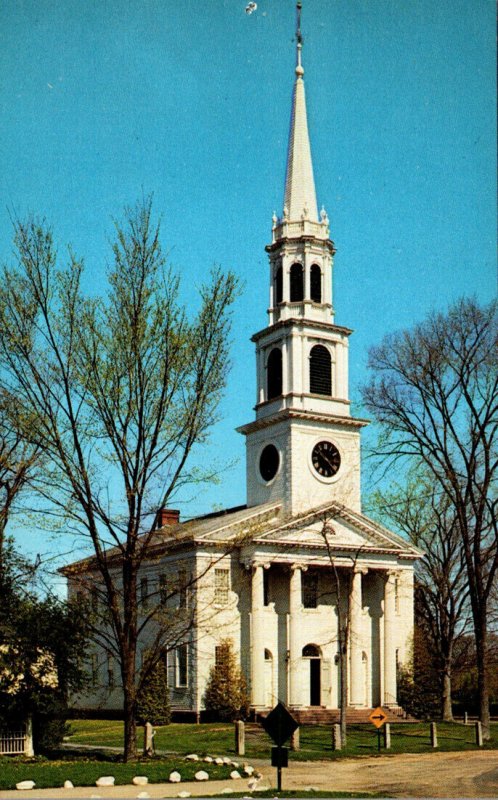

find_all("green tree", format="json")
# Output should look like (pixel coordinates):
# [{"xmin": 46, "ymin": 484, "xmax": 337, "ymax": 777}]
[
  {"xmin": 203, "ymin": 639, "xmax": 249, "ymax": 721},
  {"xmin": 362, "ymin": 297, "xmax": 498, "ymax": 737},
  {"xmin": 0, "ymin": 546, "xmax": 89, "ymax": 751},
  {"xmin": 136, "ymin": 655, "xmax": 170, "ymax": 726},
  {"xmin": 0, "ymin": 199, "xmax": 239, "ymax": 759}
]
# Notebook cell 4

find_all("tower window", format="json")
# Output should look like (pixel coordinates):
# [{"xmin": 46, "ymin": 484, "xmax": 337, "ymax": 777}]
[
  {"xmin": 290, "ymin": 263, "xmax": 304, "ymax": 302},
  {"xmin": 275, "ymin": 266, "xmax": 283, "ymax": 304},
  {"xmin": 310, "ymin": 264, "xmax": 322, "ymax": 303},
  {"xmin": 309, "ymin": 344, "xmax": 332, "ymax": 396},
  {"xmin": 267, "ymin": 348, "xmax": 282, "ymax": 399}
]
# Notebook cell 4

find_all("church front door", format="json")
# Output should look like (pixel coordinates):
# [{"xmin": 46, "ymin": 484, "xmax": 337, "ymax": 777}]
[{"xmin": 310, "ymin": 658, "xmax": 321, "ymax": 706}]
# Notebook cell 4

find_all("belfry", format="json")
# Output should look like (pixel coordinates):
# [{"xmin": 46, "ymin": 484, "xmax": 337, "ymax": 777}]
[{"xmin": 62, "ymin": 4, "xmax": 420, "ymax": 722}]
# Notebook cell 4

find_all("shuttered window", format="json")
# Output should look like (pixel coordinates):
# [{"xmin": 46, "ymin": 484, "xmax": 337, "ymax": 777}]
[{"xmin": 309, "ymin": 345, "xmax": 331, "ymax": 395}]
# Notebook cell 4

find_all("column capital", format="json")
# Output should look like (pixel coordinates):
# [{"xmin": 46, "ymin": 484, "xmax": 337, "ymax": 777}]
[
  {"xmin": 290, "ymin": 563, "xmax": 308, "ymax": 573},
  {"xmin": 353, "ymin": 566, "xmax": 368, "ymax": 576}
]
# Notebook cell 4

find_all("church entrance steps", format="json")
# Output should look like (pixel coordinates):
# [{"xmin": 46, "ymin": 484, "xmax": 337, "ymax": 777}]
[{"xmin": 257, "ymin": 706, "xmax": 417, "ymax": 725}]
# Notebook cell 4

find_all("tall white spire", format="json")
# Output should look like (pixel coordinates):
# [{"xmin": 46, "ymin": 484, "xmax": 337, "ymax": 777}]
[{"xmin": 282, "ymin": 2, "xmax": 318, "ymax": 222}]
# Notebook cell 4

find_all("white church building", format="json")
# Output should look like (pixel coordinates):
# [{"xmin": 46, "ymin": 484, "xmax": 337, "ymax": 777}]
[{"xmin": 62, "ymin": 6, "xmax": 420, "ymax": 722}]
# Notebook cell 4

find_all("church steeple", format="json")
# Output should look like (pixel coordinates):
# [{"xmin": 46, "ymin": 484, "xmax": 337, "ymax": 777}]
[
  {"xmin": 239, "ymin": 3, "xmax": 367, "ymax": 518},
  {"xmin": 283, "ymin": 2, "xmax": 318, "ymax": 223}
]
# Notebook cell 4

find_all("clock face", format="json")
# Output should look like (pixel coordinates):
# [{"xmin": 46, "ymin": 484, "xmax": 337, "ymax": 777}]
[
  {"xmin": 312, "ymin": 440, "xmax": 341, "ymax": 478},
  {"xmin": 259, "ymin": 444, "xmax": 280, "ymax": 482}
]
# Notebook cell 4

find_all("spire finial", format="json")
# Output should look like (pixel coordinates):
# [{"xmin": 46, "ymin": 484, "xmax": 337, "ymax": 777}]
[{"xmin": 296, "ymin": 2, "xmax": 304, "ymax": 75}]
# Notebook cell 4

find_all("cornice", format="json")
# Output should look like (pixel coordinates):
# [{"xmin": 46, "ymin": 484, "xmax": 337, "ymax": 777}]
[
  {"xmin": 237, "ymin": 408, "xmax": 369, "ymax": 435},
  {"xmin": 251, "ymin": 317, "xmax": 353, "ymax": 343}
]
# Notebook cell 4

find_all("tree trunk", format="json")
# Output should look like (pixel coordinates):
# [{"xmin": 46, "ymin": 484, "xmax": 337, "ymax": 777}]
[
  {"xmin": 475, "ymin": 616, "xmax": 490, "ymax": 740},
  {"xmin": 122, "ymin": 652, "xmax": 138, "ymax": 761},
  {"xmin": 441, "ymin": 664, "xmax": 453, "ymax": 721},
  {"xmin": 339, "ymin": 635, "xmax": 348, "ymax": 747}
]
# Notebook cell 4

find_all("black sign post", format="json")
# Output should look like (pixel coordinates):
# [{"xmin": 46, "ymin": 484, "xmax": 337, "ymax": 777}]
[{"xmin": 261, "ymin": 702, "xmax": 299, "ymax": 791}]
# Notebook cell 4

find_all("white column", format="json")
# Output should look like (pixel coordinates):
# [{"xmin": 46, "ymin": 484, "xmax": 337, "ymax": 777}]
[
  {"xmin": 349, "ymin": 568, "xmax": 364, "ymax": 706},
  {"xmin": 383, "ymin": 571, "xmax": 397, "ymax": 706},
  {"xmin": 288, "ymin": 565, "xmax": 303, "ymax": 706},
  {"xmin": 251, "ymin": 564, "xmax": 266, "ymax": 707}
]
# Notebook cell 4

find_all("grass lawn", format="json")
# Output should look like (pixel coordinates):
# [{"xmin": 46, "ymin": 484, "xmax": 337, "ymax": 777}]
[
  {"xmin": 67, "ymin": 719, "xmax": 498, "ymax": 760},
  {"xmin": 0, "ymin": 755, "xmax": 234, "ymax": 791}
]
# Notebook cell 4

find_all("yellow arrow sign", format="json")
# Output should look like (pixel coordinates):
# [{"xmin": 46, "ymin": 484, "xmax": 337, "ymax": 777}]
[{"xmin": 369, "ymin": 706, "xmax": 388, "ymax": 728}]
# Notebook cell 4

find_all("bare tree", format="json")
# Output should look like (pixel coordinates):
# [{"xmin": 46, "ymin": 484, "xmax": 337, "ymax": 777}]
[
  {"xmin": 0, "ymin": 392, "xmax": 38, "ymax": 570},
  {"xmin": 362, "ymin": 297, "xmax": 497, "ymax": 736},
  {"xmin": 0, "ymin": 199, "xmax": 239, "ymax": 759},
  {"xmin": 369, "ymin": 478, "xmax": 470, "ymax": 720}
]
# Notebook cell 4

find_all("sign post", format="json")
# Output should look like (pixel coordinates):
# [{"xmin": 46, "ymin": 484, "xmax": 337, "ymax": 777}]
[
  {"xmin": 261, "ymin": 702, "xmax": 299, "ymax": 791},
  {"xmin": 368, "ymin": 706, "xmax": 388, "ymax": 752}
]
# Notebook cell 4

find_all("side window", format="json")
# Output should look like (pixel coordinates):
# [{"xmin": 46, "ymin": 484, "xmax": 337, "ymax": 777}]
[
  {"xmin": 309, "ymin": 344, "xmax": 332, "ymax": 396},
  {"xmin": 275, "ymin": 265, "xmax": 283, "ymax": 304},
  {"xmin": 159, "ymin": 573, "xmax": 168, "ymax": 606},
  {"xmin": 267, "ymin": 348, "xmax": 282, "ymax": 400},
  {"xmin": 302, "ymin": 572, "xmax": 318, "ymax": 609},
  {"xmin": 178, "ymin": 569, "xmax": 188, "ymax": 609},
  {"xmin": 214, "ymin": 568, "xmax": 230, "ymax": 605},
  {"xmin": 140, "ymin": 577, "xmax": 149, "ymax": 611},
  {"xmin": 176, "ymin": 644, "xmax": 188, "ymax": 687},
  {"xmin": 310, "ymin": 264, "xmax": 322, "ymax": 303},
  {"xmin": 290, "ymin": 263, "xmax": 304, "ymax": 302}
]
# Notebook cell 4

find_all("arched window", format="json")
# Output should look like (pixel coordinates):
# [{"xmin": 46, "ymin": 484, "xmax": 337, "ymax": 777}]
[
  {"xmin": 290, "ymin": 263, "xmax": 304, "ymax": 302},
  {"xmin": 267, "ymin": 348, "xmax": 282, "ymax": 400},
  {"xmin": 309, "ymin": 344, "xmax": 332, "ymax": 396},
  {"xmin": 302, "ymin": 644, "xmax": 320, "ymax": 658},
  {"xmin": 275, "ymin": 266, "xmax": 283, "ymax": 304},
  {"xmin": 310, "ymin": 264, "xmax": 322, "ymax": 303}
]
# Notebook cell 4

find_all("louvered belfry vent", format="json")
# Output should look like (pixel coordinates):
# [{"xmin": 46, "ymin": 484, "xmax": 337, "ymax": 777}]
[{"xmin": 309, "ymin": 344, "xmax": 331, "ymax": 395}]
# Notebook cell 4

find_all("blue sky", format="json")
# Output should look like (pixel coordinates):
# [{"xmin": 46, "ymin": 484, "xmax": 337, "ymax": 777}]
[{"xmin": 0, "ymin": 0, "xmax": 496, "ymax": 576}]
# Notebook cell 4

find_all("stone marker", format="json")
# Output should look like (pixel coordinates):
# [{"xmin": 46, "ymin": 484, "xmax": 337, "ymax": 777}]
[
  {"xmin": 16, "ymin": 781, "xmax": 35, "ymax": 791},
  {"xmin": 96, "ymin": 776, "xmax": 115, "ymax": 787},
  {"xmin": 235, "ymin": 720, "xmax": 245, "ymax": 756},
  {"xmin": 144, "ymin": 722, "xmax": 154, "ymax": 756},
  {"xmin": 194, "ymin": 770, "xmax": 209, "ymax": 781},
  {"xmin": 384, "ymin": 722, "xmax": 391, "ymax": 749},
  {"xmin": 290, "ymin": 728, "xmax": 300, "ymax": 751},
  {"xmin": 430, "ymin": 722, "xmax": 438, "ymax": 748},
  {"xmin": 177, "ymin": 792, "xmax": 191, "ymax": 799},
  {"xmin": 169, "ymin": 771, "xmax": 181, "ymax": 783},
  {"xmin": 132, "ymin": 776, "xmax": 148, "ymax": 786},
  {"xmin": 475, "ymin": 721, "xmax": 483, "ymax": 746},
  {"xmin": 332, "ymin": 723, "xmax": 342, "ymax": 751},
  {"xmin": 185, "ymin": 753, "xmax": 199, "ymax": 761},
  {"xmin": 230, "ymin": 770, "xmax": 241, "ymax": 779},
  {"xmin": 63, "ymin": 781, "xmax": 74, "ymax": 789},
  {"xmin": 464, "ymin": 711, "xmax": 468, "ymax": 725}
]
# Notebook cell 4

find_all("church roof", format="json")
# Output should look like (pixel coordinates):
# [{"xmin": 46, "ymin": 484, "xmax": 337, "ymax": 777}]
[{"xmin": 60, "ymin": 499, "xmax": 421, "ymax": 576}]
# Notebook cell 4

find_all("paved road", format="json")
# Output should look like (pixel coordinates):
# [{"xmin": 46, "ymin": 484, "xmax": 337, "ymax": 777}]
[{"xmin": 1, "ymin": 750, "xmax": 497, "ymax": 799}]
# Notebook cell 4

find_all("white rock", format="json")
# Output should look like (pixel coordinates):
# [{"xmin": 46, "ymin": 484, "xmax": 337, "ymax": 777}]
[
  {"xmin": 244, "ymin": 765, "xmax": 254, "ymax": 776},
  {"xmin": 132, "ymin": 777, "xmax": 149, "ymax": 786},
  {"xmin": 96, "ymin": 776, "xmax": 115, "ymax": 787},
  {"xmin": 230, "ymin": 770, "xmax": 242, "ymax": 780},
  {"xmin": 185, "ymin": 753, "xmax": 199, "ymax": 761},
  {"xmin": 16, "ymin": 782, "xmax": 35, "ymax": 791},
  {"xmin": 214, "ymin": 757, "xmax": 224, "ymax": 765},
  {"xmin": 231, "ymin": 761, "xmax": 239, "ymax": 768},
  {"xmin": 194, "ymin": 770, "xmax": 209, "ymax": 781},
  {"xmin": 90, "ymin": 796, "xmax": 102, "ymax": 799},
  {"xmin": 177, "ymin": 792, "xmax": 191, "ymax": 799},
  {"xmin": 223, "ymin": 756, "xmax": 232, "ymax": 764},
  {"xmin": 204, "ymin": 755, "xmax": 213, "ymax": 763},
  {"xmin": 136, "ymin": 793, "xmax": 150, "ymax": 799},
  {"xmin": 169, "ymin": 771, "xmax": 181, "ymax": 783},
  {"xmin": 63, "ymin": 781, "xmax": 74, "ymax": 789},
  {"xmin": 221, "ymin": 789, "xmax": 233, "ymax": 795}
]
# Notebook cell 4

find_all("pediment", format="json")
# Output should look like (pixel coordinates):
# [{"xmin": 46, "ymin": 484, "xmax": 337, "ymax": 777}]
[{"xmin": 252, "ymin": 502, "xmax": 421, "ymax": 557}]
